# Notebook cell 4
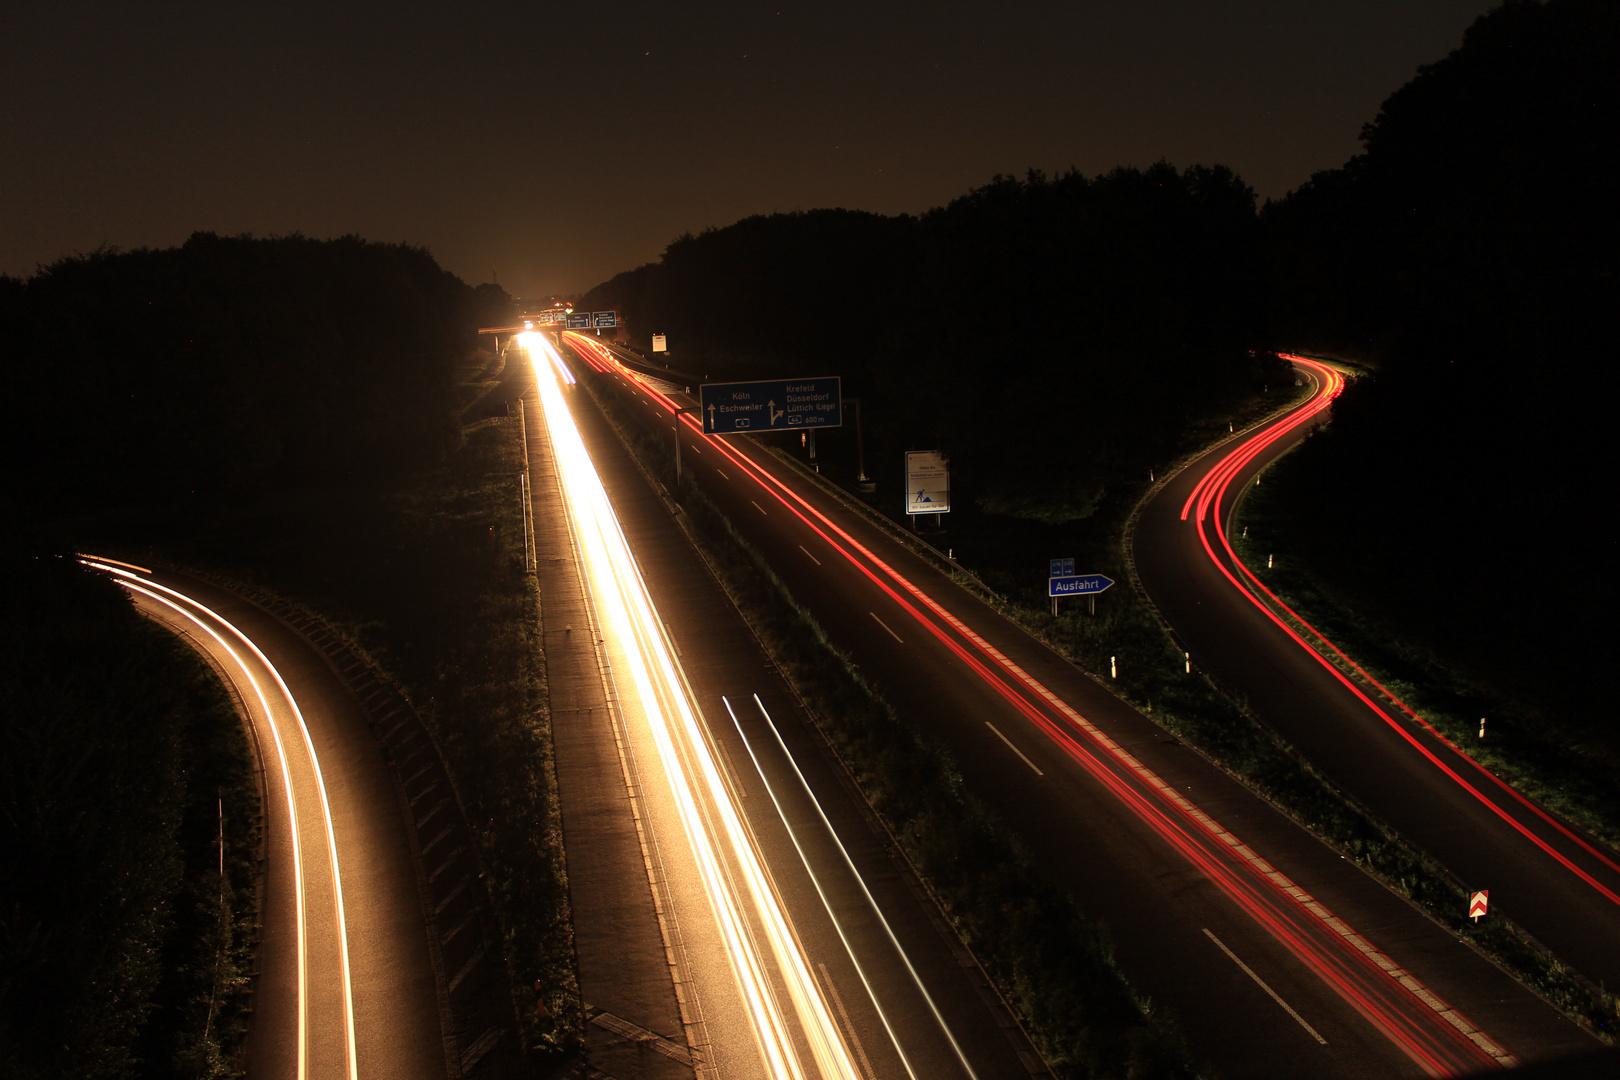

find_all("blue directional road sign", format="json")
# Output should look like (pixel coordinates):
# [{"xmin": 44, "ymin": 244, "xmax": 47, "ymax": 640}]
[
  {"xmin": 592, "ymin": 310, "xmax": 619, "ymax": 327},
  {"xmin": 1049, "ymin": 574, "xmax": 1115, "ymax": 598},
  {"xmin": 565, "ymin": 313, "xmax": 592, "ymax": 329},
  {"xmin": 700, "ymin": 376, "xmax": 842, "ymax": 434},
  {"xmin": 1050, "ymin": 557, "xmax": 1075, "ymax": 578}
]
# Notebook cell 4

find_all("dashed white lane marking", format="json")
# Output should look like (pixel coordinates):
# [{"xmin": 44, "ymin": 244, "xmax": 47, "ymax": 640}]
[
  {"xmin": 816, "ymin": 964, "xmax": 877, "ymax": 1080},
  {"xmin": 799, "ymin": 545, "xmax": 822, "ymax": 566},
  {"xmin": 876, "ymin": 568, "xmax": 1515, "ymax": 1065},
  {"xmin": 869, "ymin": 612, "xmax": 905, "ymax": 644},
  {"xmin": 1204, "ymin": 929, "xmax": 1327, "ymax": 1044},
  {"xmin": 985, "ymin": 723, "xmax": 1044, "ymax": 776}
]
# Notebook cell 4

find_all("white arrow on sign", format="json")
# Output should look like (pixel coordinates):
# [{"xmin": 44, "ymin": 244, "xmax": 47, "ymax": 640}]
[
  {"xmin": 1469, "ymin": 890, "xmax": 1489, "ymax": 921},
  {"xmin": 767, "ymin": 400, "xmax": 784, "ymax": 426}
]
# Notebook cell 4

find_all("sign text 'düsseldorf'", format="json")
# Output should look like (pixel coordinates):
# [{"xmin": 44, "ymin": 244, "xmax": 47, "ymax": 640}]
[{"xmin": 699, "ymin": 377, "xmax": 842, "ymax": 434}]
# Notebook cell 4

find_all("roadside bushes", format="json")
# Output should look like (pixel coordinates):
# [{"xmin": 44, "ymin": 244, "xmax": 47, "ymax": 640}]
[
  {"xmin": 162, "ymin": 407, "xmax": 582, "ymax": 1062},
  {"xmin": 580, "ymin": 366, "xmax": 1196, "ymax": 1079},
  {"xmin": 1, "ymin": 233, "xmax": 494, "ymax": 521},
  {"xmin": 0, "ymin": 541, "xmax": 258, "ymax": 1079}
]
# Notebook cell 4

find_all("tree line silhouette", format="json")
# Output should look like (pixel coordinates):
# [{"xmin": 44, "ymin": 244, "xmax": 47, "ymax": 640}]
[
  {"xmin": 0, "ymin": 234, "xmax": 516, "ymax": 1076},
  {"xmin": 1, "ymin": 232, "xmax": 511, "ymax": 527},
  {"xmin": 1261, "ymin": 0, "xmax": 1616, "ymax": 721},
  {"xmin": 585, "ymin": 0, "xmax": 1614, "ymax": 723},
  {"xmin": 587, "ymin": 163, "xmax": 1285, "ymax": 521}
]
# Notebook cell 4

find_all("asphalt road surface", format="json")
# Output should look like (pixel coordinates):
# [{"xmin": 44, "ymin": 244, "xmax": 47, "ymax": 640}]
[
  {"xmin": 555, "ymin": 334, "xmax": 1598, "ymax": 1078},
  {"xmin": 526, "ymin": 333, "xmax": 1045, "ymax": 1080},
  {"xmin": 87, "ymin": 559, "xmax": 447, "ymax": 1080},
  {"xmin": 1132, "ymin": 357, "xmax": 1620, "ymax": 993}
]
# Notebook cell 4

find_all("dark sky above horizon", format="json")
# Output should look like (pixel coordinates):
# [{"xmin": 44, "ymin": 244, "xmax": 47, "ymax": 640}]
[{"xmin": 3, "ymin": 1, "xmax": 1498, "ymax": 300}]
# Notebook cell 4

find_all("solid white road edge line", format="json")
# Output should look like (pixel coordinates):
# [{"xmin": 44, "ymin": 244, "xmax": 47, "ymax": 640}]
[
  {"xmin": 724, "ymin": 696, "xmax": 920, "ymax": 1080},
  {"xmin": 753, "ymin": 695, "xmax": 983, "ymax": 1080},
  {"xmin": 817, "ymin": 963, "xmax": 879, "ymax": 1080},
  {"xmin": 93, "ymin": 563, "xmax": 360, "ymax": 1080}
]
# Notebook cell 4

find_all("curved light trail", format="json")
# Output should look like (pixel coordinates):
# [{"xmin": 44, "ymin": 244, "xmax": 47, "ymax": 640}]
[
  {"xmin": 523, "ymin": 333, "xmax": 862, "ymax": 1080},
  {"xmin": 1178, "ymin": 356, "xmax": 1620, "ymax": 907},
  {"xmin": 82, "ymin": 557, "xmax": 360, "ymax": 1080},
  {"xmin": 562, "ymin": 334, "xmax": 1513, "ymax": 1076}
]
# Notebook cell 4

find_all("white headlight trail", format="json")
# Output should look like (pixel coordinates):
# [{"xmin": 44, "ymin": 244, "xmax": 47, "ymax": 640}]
[
  {"xmin": 82, "ymin": 559, "xmax": 359, "ymax": 1080},
  {"xmin": 523, "ymin": 335, "xmax": 862, "ymax": 1080}
]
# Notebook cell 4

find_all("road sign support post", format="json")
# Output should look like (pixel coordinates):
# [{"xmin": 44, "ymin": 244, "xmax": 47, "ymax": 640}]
[
  {"xmin": 673, "ymin": 409, "xmax": 689, "ymax": 496},
  {"xmin": 850, "ymin": 397, "xmax": 875, "ymax": 491}
]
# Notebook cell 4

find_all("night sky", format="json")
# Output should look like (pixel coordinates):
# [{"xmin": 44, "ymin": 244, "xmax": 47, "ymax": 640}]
[{"xmin": 2, "ymin": 2, "xmax": 1498, "ymax": 299}]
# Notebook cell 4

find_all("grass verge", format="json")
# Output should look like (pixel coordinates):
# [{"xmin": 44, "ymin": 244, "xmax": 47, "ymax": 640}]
[
  {"xmin": 121, "ymin": 359, "xmax": 580, "ymax": 1067},
  {"xmin": 141, "ymin": 628, "xmax": 262, "ymax": 1079},
  {"xmin": 1236, "ymin": 442, "xmax": 1620, "ymax": 854},
  {"xmin": 0, "ymin": 550, "xmax": 259, "ymax": 1079},
  {"xmin": 697, "ymin": 378, "xmax": 1620, "ymax": 1041}
]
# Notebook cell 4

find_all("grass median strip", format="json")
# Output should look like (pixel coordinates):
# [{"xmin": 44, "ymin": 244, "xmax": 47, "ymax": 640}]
[
  {"xmin": 1236, "ymin": 450, "xmax": 1620, "ymax": 855},
  {"xmin": 579, "ymin": 366, "xmax": 1199, "ymax": 1080},
  {"xmin": 755, "ymin": 382, "xmax": 1620, "ymax": 1043}
]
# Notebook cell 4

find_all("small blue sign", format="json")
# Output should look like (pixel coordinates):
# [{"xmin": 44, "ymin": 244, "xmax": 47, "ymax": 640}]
[
  {"xmin": 1050, "ymin": 557, "xmax": 1075, "ymax": 578},
  {"xmin": 565, "ymin": 313, "xmax": 592, "ymax": 328},
  {"xmin": 700, "ymin": 376, "xmax": 843, "ymax": 434},
  {"xmin": 593, "ymin": 310, "xmax": 619, "ymax": 327},
  {"xmin": 1049, "ymin": 574, "xmax": 1115, "ymax": 598}
]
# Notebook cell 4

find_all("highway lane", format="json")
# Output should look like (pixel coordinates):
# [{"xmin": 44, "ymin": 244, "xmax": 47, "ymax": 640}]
[
  {"xmin": 525, "ymin": 333, "xmax": 1038, "ymax": 1080},
  {"xmin": 83, "ymin": 559, "xmax": 445, "ymax": 1080},
  {"xmin": 561, "ymin": 333, "xmax": 1598, "ymax": 1077},
  {"xmin": 1132, "ymin": 357, "xmax": 1620, "ymax": 991}
]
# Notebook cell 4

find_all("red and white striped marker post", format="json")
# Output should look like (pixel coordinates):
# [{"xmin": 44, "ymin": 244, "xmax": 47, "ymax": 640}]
[{"xmin": 1469, "ymin": 890, "xmax": 1489, "ymax": 922}]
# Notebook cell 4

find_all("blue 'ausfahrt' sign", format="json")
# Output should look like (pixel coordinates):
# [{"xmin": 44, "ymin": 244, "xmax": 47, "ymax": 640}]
[{"xmin": 1049, "ymin": 574, "xmax": 1115, "ymax": 598}]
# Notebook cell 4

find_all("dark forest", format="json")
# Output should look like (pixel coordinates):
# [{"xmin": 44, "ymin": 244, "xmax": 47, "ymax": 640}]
[
  {"xmin": 0, "ymin": 233, "xmax": 511, "ymax": 524},
  {"xmin": 1262, "ymin": 0, "xmax": 1615, "ymax": 722},
  {"xmin": 585, "ymin": 0, "xmax": 1616, "ymax": 728},
  {"xmin": 586, "ymin": 162, "xmax": 1286, "ymax": 522}
]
